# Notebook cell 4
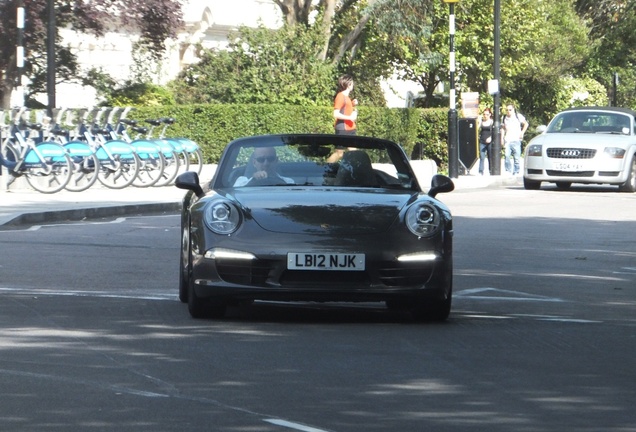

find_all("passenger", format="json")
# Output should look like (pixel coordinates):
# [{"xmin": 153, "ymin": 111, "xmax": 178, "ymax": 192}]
[{"xmin": 233, "ymin": 147, "xmax": 294, "ymax": 187}]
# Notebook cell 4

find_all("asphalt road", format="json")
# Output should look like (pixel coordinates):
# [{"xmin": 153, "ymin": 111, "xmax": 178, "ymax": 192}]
[{"xmin": 0, "ymin": 183, "xmax": 635, "ymax": 432}]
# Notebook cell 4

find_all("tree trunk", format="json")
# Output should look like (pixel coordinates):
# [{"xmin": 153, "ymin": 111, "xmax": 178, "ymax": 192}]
[{"xmin": 318, "ymin": 0, "xmax": 337, "ymax": 61}]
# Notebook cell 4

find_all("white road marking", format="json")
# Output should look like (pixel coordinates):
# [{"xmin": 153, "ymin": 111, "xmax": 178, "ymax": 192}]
[
  {"xmin": 456, "ymin": 287, "xmax": 564, "ymax": 303},
  {"xmin": 0, "ymin": 286, "xmax": 175, "ymax": 301},
  {"xmin": 264, "ymin": 419, "xmax": 332, "ymax": 432},
  {"xmin": 1, "ymin": 217, "xmax": 128, "ymax": 232}
]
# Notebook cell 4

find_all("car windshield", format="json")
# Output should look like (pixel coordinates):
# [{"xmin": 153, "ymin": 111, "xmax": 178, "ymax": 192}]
[
  {"xmin": 546, "ymin": 111, "xmax": 633, "ymax": 135},
  {"xmin": 212, "ymin": 135, "xmax": 419, "ymax": 190}
]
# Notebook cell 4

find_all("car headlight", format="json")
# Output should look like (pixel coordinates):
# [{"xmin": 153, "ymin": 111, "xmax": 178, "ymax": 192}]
[
  {"xmin": 406, "ymin": 203, "xmax": 442, "ymax": 237},
  {"xmin": 604, "ymin": 147, "xmax": 626, "ymax": 159},
  {"xmin": 526, "ymin": 144, "xmax": 542, "ymax": 157},
  {"xmin": 204, "ymin": 200, "xmax": 242, "ymax": 234}
]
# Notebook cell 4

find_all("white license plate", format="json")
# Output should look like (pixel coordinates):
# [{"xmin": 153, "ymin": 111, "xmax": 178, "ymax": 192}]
[
  {"xmin": 553, "ymin": 162, "xmax": 585, "ymax": 171},
  {"xmin": 287, "ymin": 253, "xmax": 365, "ymax": 271}
]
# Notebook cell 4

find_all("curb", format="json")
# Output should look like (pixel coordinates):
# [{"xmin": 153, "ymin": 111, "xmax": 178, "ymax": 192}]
[{"xmin": 2, "ymin": 202, "xmax": 181, "ymax": 228}]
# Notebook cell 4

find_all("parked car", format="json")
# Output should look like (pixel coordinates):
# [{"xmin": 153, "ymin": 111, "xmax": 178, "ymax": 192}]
[
  {"xmin": 523, "ymin": 107, "xmax": 636, "ymax": 192},
  {"xmin": 175, "ymin": 134, "xmax": 455, "ymax": 321}
]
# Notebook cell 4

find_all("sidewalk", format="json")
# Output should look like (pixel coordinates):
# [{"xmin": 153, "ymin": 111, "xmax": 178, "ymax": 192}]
[{"xmin": 0, "ymin": 162, "xmax": 521, "ymax": 227}]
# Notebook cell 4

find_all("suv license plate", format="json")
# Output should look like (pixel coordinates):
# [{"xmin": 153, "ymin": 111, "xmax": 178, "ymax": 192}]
[
  {"xmin": 553, "ymin": 162, "xmax": 584, "ymax": 171},
  {"xmin": 287, "ymin": 253, "xmax": 365, "ymax": 271}
]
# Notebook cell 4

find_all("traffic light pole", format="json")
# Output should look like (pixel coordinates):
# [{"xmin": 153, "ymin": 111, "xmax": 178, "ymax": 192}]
[
  {"xmin": 490, "ymin": 0, "xmax": 502, "ymax": 175},
  {"xmin": 445, "ymin": 0, "xmax": 459, "ymax": 179}
]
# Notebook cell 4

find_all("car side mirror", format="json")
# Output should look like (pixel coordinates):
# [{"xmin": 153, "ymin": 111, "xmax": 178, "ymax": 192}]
[
  {"xmin": 428, "ymin": 174, "xmax": 454, "ymax": 198},
  {"xmin": 175, "ymin": 171, "xmax": 204, "ymax": 198},
  {"xmin": 536, "ymin": 125, "xmax": 547, "ymax": 133}
]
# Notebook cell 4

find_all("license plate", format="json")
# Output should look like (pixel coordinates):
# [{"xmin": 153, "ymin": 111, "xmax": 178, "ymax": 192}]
[
  {"xmin": 287, "ymin": 253, "xmax": 365, "ymax": 271},
  {"xmin": 553, "ymin": 162, "xmax": 584, "ymax": 171}
]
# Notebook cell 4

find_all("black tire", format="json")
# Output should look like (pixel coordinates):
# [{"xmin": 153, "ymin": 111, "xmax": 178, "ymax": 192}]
[
  {"xmin": 555, "ymin": 181, "xmax": 572, "ymax": 190},
  {"xmin": 410, "ymin": 284, "xmax": 453, "ymax": 323},
  {"xmin": 523, "ymin": 177, "xmax": 541, "ymax": 190},
  {"xmin": 187, "ymin": 277, "xmax": 227, "ymax": 319},
  {"xmin": 178, "ymin": 220, "xmax": 190, "ymax": 303},
  {"xmin": 618, "ymin": 157, "xmax": 636, "ymax": 192}
]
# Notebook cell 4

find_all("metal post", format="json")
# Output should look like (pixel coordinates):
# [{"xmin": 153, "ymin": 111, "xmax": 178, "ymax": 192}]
[
  {"xmin": 612, "ymin": 72, "xmax": 618, "ymax": 107},
  {"xmin": 445, "ymin": 1, "xmax": 459, "ymax": 179},
  {"xmin": 47, "ymin": 0, "xmax": 56, "ymax": 118},
  {"xmin": 16, "ymin": 0, "xmax": 25, "ymax": 86},
  {"xmin": 490, "ymin": 0, "xmax": 502, "ymax": 175}
]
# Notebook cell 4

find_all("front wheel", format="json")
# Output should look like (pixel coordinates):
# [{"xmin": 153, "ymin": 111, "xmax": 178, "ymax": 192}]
[
  {"xmin": 523, "ymin": 177, "xmax": 541, "ymax": 190},
  {"xmin": 188, "ymin": 277, "xmax": 227, "ymax": 319},
  {"xmin": 24, "ymin": 144, "xmax": 73, "ymax": 194},
  {"xmin": 618, "ymin": 158, "xmax": 636, "ymax": 192},
  {"xmin": 555, "ymin": 181, "xmax": 572, "ymax": 190},
  {"xmin": 98, "ymin": 153, "xmax": 141, "ymax": 189},
  {"xmin": 66, "ymin": 153, "xmax": 100, "ymax": 192}
]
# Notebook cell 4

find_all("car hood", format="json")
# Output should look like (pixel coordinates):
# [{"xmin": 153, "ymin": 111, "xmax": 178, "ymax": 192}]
[
  {"xmin": 223, "ymin": 188, "xmax": 419, "ymax": 234},
  {"xmin": 531, "ymin": 133, "xmax": 635, "ymax": 147}
]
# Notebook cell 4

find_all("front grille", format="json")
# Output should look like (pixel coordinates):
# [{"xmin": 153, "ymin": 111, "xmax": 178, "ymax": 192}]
[
  {"xmin": 377, "ymin": 263, "xmax": 433, "ymax": 287},
  {"xmin": 216, "ymin": 258, "xmax": 434, "ymax": 289},
  {"xmin": 527, "ymin": 169, "xmax": 542, "ymax": 175},
  {"xmin": 280, "ymin": 270, "xmax": 370, "ymax": 288},
  {"xmin": 546, "ymin": 170, "xmax": 595, "ymax": 177},
  {"xmin": 547, "ymin": 148, "xmax": 596, "ymax": 159}
]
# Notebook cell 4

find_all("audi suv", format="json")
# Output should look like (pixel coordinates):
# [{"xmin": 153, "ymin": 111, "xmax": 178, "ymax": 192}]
[{"xmin": 523, "ymin": 107, "xmax": 636, "ymax": 192}]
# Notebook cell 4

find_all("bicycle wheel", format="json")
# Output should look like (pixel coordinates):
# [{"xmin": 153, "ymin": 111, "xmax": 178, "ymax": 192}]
[
  {"xmin": 64, "ymin": 142, "xmax": 100, "ymax": 192},
  {"xmin": 178, "ymin": 139, "xmax": 203, "ymax": 175},
  {"xmin": 154, "ymin": 140, "xmax": 181, "ymax": 187},
  {"xmin": 24, "ymin": 143, "xmax": 73, "ymax": 194},
  {"xmin": 96, "ymin": 142, "xmax": 141, "ymax": 189},
  {"xmin": 1, "ymin": 142, "xmax": 20, "ymax": 169},
  {"xmin": 164, "ymin": 138, "xmax": 189, "ymax": 176},
  {"xmin": 130, "ymin": 140, "xmax": 164, "ymax": 188}
]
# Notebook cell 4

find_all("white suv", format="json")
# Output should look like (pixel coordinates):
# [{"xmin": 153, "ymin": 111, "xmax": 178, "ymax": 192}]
[{"xmin": 523, "ymin": 107, "xmax": 636, "ymax": 192}]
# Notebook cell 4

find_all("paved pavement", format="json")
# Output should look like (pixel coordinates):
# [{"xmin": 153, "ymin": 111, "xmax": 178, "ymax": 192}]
[{"xmin": 0, "ymin": 163, "xmax": 521, "ymax": 227}]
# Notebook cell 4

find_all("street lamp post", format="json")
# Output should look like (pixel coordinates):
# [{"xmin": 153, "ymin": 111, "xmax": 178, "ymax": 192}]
[
  {"xmin": 47, "ymin": 0, "xmax": 56, "ymax": 117},
  {"xmin": 490, "ymin": 0, "xmax": 502, "ymax": 175},
  {"xmin": 16, "ymin": 0, "xmax": 25, "ymax": 86},
  {"xmin": 443, "ymin": 0, "xmax": 460, "ymax": 179}
]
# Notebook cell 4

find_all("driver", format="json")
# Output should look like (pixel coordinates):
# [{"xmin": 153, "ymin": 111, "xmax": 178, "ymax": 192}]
[{"xmin": 233, "ymin": 147, "xmax": 294, "ymax": 187}]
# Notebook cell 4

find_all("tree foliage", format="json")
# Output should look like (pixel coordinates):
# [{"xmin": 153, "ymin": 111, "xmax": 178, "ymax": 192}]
[
  {"xmin": 170, "ymin": 24, "xmax": 336, "ymax": 106},
  {"xmin": 0, "ymin": 0, "xmax": 183, "ymax": 108}
]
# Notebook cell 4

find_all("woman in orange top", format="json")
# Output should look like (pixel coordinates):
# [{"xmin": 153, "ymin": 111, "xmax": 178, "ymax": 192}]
[{"xmin": 333, "ymin": 74, "xmax": 358, "ymax": 135}]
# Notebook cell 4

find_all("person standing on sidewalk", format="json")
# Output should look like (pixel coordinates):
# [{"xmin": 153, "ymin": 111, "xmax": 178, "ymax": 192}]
[
  {"xmin": 478, "ymin": 108, "xmax": 494, "ymax": 175},
  {"xmin": 501, "ymin": 104, "xmax": 528, "ymax": 175}
]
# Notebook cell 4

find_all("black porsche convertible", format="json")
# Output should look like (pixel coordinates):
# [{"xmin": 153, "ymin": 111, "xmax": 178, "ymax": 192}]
[{"xmin": 176, "ymin": 134, "xmax": 454, "ymax": 321}]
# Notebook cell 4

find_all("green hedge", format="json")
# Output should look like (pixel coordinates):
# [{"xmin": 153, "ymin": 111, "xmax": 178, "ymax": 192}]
[{"xmin": 122, "ymin": 104, "xmax": 451, "ymax": 170}]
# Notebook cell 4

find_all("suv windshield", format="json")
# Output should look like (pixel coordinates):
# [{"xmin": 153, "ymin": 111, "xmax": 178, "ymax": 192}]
[{"xmin": 547, "ymin": 111, "xmax": 632, "ymax": 135}]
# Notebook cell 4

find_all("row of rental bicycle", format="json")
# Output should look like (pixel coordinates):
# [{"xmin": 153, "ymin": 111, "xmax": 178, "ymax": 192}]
[{"xmin": 0, "ymin": 107, "xmax": 203, "ymax": 194}]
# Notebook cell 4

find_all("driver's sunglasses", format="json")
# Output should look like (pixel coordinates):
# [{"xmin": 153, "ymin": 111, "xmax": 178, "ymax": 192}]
[{"xmin": 255, "ymin": 156, "xmax": 277, "ymax": 163}]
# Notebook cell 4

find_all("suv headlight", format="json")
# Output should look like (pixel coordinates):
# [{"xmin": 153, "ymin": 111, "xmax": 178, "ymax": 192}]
[
  {"xmin": 526, "ymin": 144, "xmax": 542, "ymax": 157},
  {"xmin": 604, "ymin": 147, "xmax": 626, "ymax": 159},
  {"xmin": 204, "ymin": 200, "xmax": 242, "ymax": 234},
  {"xmin": 406, "ymin": 203, "xmax": 441, "ymax": 237}
]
